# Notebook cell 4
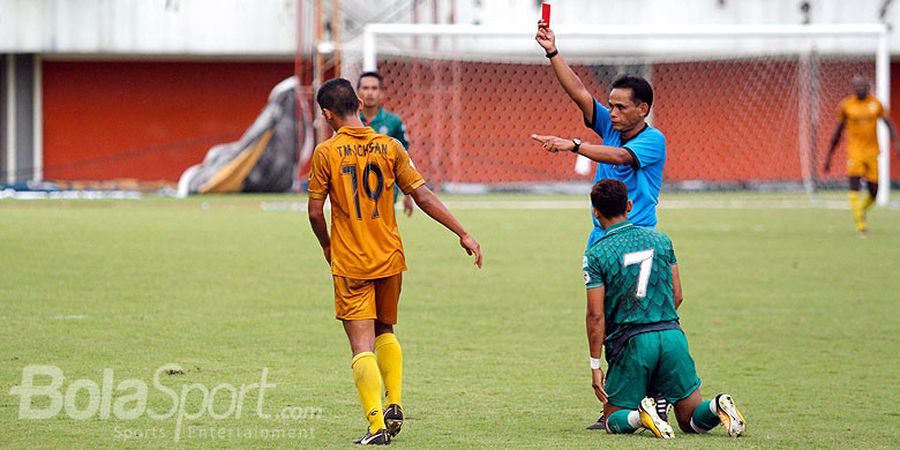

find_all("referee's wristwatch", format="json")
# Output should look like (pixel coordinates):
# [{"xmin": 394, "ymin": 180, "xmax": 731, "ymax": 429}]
[{"xmin": 571, "ymin": 138, "xmax": 582, "ymax": 153}]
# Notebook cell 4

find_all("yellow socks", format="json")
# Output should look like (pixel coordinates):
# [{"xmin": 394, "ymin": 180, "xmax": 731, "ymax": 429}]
[
  {"xmin": 351, "ymin": 352, "xmax": 386, "ymax": 433},
  {"xmin": 349, "ymin": 335, "xmax": 402, "ymax": 435},
  {"xmin": 375, "ymin": 333, "xmax": 403, "ymax": 407},
  {"xmin": 849, "ymin": 191, "xmax": 876, "ymax": 232},
  {"xmin": 848, "ymin": 191, "xmax": 865, "ymax": 230},
  {"xmin": 861, "ymin": 193, "xmax": 876, "ymax": 211}
]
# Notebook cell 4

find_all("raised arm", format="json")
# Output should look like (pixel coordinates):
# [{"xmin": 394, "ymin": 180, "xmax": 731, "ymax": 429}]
[
  {"xmin": 410, "ymin": 185, "xmax": 483, "ymax": 268},
  {"xmin": 586, "ymin": 286, "xmax": 607, "ymax": 404},
  {"xmin": 535, "ymin": 21, "xmax": 594, "ymax": 123}
]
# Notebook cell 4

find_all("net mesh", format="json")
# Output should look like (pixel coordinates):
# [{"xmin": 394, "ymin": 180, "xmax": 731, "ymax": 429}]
[{"xmin": 341, "ymin": 33, "xmax": 885, "ymax": 193}]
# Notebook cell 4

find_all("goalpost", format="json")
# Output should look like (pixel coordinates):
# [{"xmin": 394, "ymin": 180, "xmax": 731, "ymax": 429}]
[{"xmin": 350, "ymin": 23, "xmax": 891, "ymax": 204}]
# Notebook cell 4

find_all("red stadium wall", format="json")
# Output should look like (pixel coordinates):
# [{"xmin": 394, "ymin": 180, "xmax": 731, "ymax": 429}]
[
  {"xmin": 40, "ymin": 58, "xmax": 900, "ymax": 184},
  {"xmin": 42, "ymin": 60, "xmax": 294, "ymax": 181},
  {"xmin": 657, "ymin": 59, "xmax": 900, "ymax": 182}
]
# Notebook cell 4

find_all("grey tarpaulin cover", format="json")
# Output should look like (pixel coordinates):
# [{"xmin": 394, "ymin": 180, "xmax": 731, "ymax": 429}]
[{"xmin": 177, "ymin": 76, "xmax": 313, "ymax": 196}]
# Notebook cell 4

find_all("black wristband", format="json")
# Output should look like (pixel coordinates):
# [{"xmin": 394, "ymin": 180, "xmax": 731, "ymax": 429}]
[{"xmin": 545, "ymin": 49, "xmax": 559, "ymax": 59}]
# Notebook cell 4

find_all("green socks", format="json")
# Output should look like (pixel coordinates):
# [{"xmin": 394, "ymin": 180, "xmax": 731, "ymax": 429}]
[
  {"xmin": 606, "ymin": 409, "xmax": 640, "ymax": 434},
  {"xmin": 690, "ymin": 399, "xmax": 720, "ymax": 433}
]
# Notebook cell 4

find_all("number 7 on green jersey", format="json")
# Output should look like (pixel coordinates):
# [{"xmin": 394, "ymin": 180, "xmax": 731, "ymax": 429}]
[{"xmin": 623, "ymin": 249, "xmax": 654, "ymax": 298}]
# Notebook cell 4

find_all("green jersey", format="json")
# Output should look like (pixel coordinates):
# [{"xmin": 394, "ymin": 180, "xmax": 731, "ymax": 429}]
[
  {"xmin": 362, "ymin": 107, "xmax": 410, "ymax": 204},
  {"xmin": 583, "ymin": 220, "xmax": 679, "ymax": 353},
  {"xmin": 361, "ymin": 107, "xmax": 409, "ymax": 150}
]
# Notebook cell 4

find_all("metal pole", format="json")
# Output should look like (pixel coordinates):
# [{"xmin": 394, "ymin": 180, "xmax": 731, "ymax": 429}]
[
  {"xmin": 33, "ymin": 54, "xmax": 42, "ymax": 182},
  {"xmin": 314, "ymin": 0, "xmax": 327, "ymax": 143},
  {"xmin": 6, "ymin": 54, "xmax": 16, "ymax": 184},
  {"xmin": 332, "ymin": 0, "xmax": 341, "ymax": 77},
  {"xmin": 314, "ymin": 0, "xmax": 323, "ymax": 85},
  {"xmin": 363, "ymin": 27, "xmax": 376, "ymax": 71},
  {"xmin": 810, "ymin": 46, "xmax": 820, "ymax": 195},
  {"xmin": 876, "ymin": 29, "xmax": 891, "ymax": 206},
  {"xmin": 294, "ymin": 0, "xmax": 307, "ymax": 186},
  {"xmin": 798, "ymin": 47, "xmax": 815, "ymax": 199}
]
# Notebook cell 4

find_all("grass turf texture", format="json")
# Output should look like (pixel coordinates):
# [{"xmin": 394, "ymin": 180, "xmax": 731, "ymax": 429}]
[{"xmin": 1, "ymin": 193, "xmax": 898, "ymax": 449}]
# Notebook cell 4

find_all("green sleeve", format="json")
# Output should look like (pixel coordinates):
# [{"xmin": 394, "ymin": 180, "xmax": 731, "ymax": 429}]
[
  {"xmin": 393, "ymin": 118, "xmax": 410, "ymax": 151},
  {"xmin": 583, "ymin": 254, "xmax": 604, "ymax": 290},
  {"xmin": 666, "ymin": 236, "xmax": 677, "ymax": 264}
]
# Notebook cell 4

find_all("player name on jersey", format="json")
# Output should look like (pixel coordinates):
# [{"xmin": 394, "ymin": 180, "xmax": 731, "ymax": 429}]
[{"xmin": 336, "ymin": 142, "xmax": 390, "ymax": 157}]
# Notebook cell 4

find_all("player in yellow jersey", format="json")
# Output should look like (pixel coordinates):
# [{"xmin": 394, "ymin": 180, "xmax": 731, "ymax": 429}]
[
  {"xmin": 307, "ymin": 78, "xmax": 483, "ymax": 445},
  {"xmin": 824, "ymin": 75, "xmax": 899, "ymax": 233}
]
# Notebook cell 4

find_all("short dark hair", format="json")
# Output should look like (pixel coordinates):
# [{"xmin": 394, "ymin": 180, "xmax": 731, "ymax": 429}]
[
  {"xmin": 611, "ymin": 75, "xmax": 653, "ymax": 111},
  {"xmin": 316, "ymin": 78, "xmax": 360, "ymax": 117},
  {"xmin": 357, "ymin": 71, "xmax": 384, "ymax": 88},
  {"xmin": 590, "ymin": 179, "xmax": 629, "ymax": 219}
]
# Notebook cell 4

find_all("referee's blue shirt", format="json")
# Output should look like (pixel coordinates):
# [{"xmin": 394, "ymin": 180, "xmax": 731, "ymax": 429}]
[{"xmin": 586, "ymin": 98, "xmax": 666, "ymax": 248}]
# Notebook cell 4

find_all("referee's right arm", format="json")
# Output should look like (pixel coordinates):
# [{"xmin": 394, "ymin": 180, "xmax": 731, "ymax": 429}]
[{"xmin": 536, "ymin": 21, "xmax": 594, "ymax": 123}]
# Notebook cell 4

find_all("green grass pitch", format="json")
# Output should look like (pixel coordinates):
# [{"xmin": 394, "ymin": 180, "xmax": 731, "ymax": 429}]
[{"xmin": 1, "ymin": 193, "xmax": 899, "ymax": 449}]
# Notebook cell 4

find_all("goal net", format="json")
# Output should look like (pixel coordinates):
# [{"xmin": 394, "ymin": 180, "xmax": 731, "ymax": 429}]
[{"xmin": 340, "ymin": 24, "xmax": 890, "ymax": 201}]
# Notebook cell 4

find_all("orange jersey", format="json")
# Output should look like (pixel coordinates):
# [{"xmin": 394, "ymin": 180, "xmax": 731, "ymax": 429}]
[
  {"xmin": 838, "ymin": 95, "xmax": 886, "ymax": 160},
  {"xmin": 308, "ymin": 126, "xmax": 426, "ymax": 279}
]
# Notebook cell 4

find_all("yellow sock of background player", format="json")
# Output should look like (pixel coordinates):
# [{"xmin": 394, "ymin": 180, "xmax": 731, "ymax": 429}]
[
  {"xmin": 861, "ymin": 192, "xmax": 876, "ymax": 212},
  {"xmin": 375, "ymin": 333, "xmax": 403, "ymax": 407},
  {"xmin": 848, "ymin": 191, "xmax": 865, "ymax": 230},
  {"xmin": 351, "ymin": 352, "xmax": 386, "ymax": 433}
]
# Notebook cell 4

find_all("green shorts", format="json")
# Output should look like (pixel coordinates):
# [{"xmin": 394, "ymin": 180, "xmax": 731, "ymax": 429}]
[{"xmin": 604, "ymin": 329, "xmax": 702, "ymax": 410}]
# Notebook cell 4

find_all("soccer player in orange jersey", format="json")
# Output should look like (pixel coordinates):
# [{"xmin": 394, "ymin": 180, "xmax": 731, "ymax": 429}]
[
  {"xmin": 307, "ymin": 78, "xmax": 483, "ymax": 445},
  {"xmin": 824, "ymin": 75, "xmax": 899, "ymax": 233}
]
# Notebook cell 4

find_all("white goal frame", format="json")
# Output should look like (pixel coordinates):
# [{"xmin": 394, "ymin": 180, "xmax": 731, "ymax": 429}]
[{"xmin": 362, "ymin": 23, "xmax": 891, "ymax": 204}]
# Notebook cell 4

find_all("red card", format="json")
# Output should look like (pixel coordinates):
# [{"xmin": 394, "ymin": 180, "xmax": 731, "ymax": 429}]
[{"xmin": 542, "ymin": 2, "xmax": 551, "ymax": 27}]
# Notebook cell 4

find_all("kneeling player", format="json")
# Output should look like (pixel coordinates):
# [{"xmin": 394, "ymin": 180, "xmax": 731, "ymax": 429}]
[{"xmin": 583, "ymin": 179, "xmax": 746, "ymax": 439}]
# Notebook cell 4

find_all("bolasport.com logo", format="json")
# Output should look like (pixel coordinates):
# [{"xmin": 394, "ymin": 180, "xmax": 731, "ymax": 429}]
[{"xmin": 7, "ymin": 364, "xmax": 322, "ymax": 442}]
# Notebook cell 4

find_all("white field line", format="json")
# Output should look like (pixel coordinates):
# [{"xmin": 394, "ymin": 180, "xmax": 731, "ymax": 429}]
[
  {"xmin": 260, "ymin": 199, "xmax": 870, "ymax": 211},
  {"xmin": 0, "ymin": 190, "xmax": 142, "ymax": 200},
  {"xmin": 441, "ymin": 199, "xmax": 855, "ymax": 210},
  {"xmin": 442, "ymin": 200, "xmax": 586, "ymax": 210},
  {"xmin": 50, "ymin": 315, "xmax": 89, "ymax": 320}
]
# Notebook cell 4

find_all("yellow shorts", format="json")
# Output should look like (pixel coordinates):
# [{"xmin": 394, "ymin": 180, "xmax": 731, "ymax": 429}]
[
  {"xmin": 847, "ymin": 156, "xmax": 879, "ymax": 182},
  {"xmin": 333, "ymin": 273, "xmax": 402, "ymax": 324}
]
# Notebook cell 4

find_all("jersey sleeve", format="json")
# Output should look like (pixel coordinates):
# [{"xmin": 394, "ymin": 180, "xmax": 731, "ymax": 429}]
[
  {"xmin": 306, "ymin": 145, "xmax": 331, "ymax": 200},
  {"xmin": 585, "ymin": 98, "xmax": 615, "ymax": 139},
  {"xmin": 583, "ymin": 253, "xmax": 604, "ymax": 289},
  {"xmin": 623, "ymin": 130, "xmax": 666, "ymax": 170},
  {"xmin": 393, "ymin": 141, "xmax": 426, "ymax": 194},
  {"xmin": 877, "ymin": 99, "xmax": 887, "ymax": 118},
  {"xmin": 394, "ymin": 120, "xmax": 410, "ymax": 150},
  {"xmin": 665, "ymin": 236, "xmax": 678, "ymax": 265}
]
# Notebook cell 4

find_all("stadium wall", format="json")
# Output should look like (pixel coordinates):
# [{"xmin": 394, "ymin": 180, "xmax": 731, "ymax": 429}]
[
  {"xmin": 41, "ymin": 60, "xmax": 294, "ymax": 181},
  {"xmin": 28, "ymin": 57, "xmax": 900, "ymax": 186}
]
